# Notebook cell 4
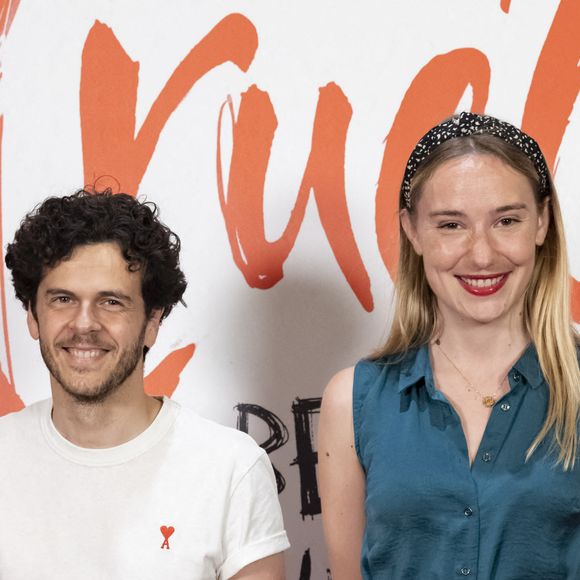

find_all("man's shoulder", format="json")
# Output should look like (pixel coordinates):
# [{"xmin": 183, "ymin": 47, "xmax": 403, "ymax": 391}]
[
  {"xmin": 0, "ymin": 400, "xmax": 47, "ymax": 434},
  {"xmin": 170, "ymin": 401, "xmax": 265, "ymax": 466},
  {"xmin": 0, "ymin": 400, "xmax": 49, "ymax": 458}
]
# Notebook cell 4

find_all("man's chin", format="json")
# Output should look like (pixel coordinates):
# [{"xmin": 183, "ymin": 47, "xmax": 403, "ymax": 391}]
[{"xmin": 59, "ymin": 380, "xmax": 120, "ymax": 406}]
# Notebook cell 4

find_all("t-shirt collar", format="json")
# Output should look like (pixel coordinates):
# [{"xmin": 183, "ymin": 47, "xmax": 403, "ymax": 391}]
[{"xmin": 40, "ymin": 396, "xmax": 179, "ymax": 466}]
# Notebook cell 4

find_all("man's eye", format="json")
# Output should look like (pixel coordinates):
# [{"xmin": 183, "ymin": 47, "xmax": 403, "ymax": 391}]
[
  {"xmin": 54, "ymin": 296, "xmax": 71, "ymax": 304},
  {"xmin": 105, "ymin": 299, "xmax": 122, "ymax": 307}
]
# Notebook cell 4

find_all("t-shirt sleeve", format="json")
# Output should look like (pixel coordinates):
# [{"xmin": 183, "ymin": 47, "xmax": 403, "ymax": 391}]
[{"xmin": 219, "ymin": 450, "xmax": 290, "ymax": 579}]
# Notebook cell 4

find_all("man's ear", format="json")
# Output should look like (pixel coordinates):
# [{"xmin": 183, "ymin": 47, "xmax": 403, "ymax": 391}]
[
  {"xmin": 144, "ymin": 308, "xmax": 163, "ymax": 349},
  {"xmin": 27, "ymin": 306, "xmax": 39, "ymax": 340},
  {"xmin": 400, "ymin": 209, "xmax": 423, "ymax": 256}
]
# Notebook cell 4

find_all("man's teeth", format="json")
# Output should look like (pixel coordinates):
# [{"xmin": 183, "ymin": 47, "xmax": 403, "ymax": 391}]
[
  {"xmin": 461, "ymin": 275, "xmax": 504, "ymax": 288},
  {"xmin": 68, "ymin": 348, "xmax": 103, "ymax": 359}
]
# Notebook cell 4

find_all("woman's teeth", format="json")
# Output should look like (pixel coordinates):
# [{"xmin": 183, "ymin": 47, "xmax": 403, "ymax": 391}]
[{"xmin": 460, "ymin": 275, "xmax": 504, "ymax": 288}]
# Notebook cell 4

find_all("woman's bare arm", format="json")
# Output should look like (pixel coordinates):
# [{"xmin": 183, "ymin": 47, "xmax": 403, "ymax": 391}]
[{"xmin": 318, "ymin": 367, "xmax": 365, "ymax": 580}]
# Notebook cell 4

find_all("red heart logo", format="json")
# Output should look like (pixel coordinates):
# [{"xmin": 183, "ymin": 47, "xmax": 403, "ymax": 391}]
[{"xmin": 160, "ymin": 525, "xmax": 175, "ymax": 540}]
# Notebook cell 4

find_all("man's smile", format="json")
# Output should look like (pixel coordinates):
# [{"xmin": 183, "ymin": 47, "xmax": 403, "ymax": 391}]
[{"xmin": 63, "ymin": 347, "xmax": 109, "ymax": 360}]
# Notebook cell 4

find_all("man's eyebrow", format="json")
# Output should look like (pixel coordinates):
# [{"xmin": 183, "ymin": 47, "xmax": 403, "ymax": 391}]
[
  {"xmin": 44, "ymin": 288, "xmax": 75, "ymax": 296},
  {"xmin": 44, "ymin": 288, "xmax": 134, "ymax": 303}
]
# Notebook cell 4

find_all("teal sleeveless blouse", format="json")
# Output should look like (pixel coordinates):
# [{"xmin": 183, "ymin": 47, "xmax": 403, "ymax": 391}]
[{"xmin": 353, "ymin": 344, "xmax": 580, "ymax": 579}]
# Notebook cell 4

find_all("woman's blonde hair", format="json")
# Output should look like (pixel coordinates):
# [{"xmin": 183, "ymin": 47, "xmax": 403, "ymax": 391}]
[{"xmin": 374, "ymin": 133, "xmax": 580, "ymax": 469}]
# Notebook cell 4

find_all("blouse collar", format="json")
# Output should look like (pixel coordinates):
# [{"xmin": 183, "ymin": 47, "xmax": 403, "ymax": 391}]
[{"xmin": 396, "ymin": 342, "xmax": 544, "ymax": 393}]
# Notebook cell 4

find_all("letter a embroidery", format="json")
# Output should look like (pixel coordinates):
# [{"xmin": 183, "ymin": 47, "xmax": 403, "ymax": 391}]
[{"xmin": 160, "ymin": 525, "xmax": 175, "ymax": 550}]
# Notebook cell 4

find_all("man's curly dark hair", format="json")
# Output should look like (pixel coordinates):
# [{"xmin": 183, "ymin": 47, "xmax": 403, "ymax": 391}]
[{"xmin": 5, "ymin": 189, "xmax": 187, "ymax": 320}]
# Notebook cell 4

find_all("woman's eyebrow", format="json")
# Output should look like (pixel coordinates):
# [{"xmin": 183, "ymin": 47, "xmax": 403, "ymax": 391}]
[
  {"xmin": 428, "ymin": 210, "xmax": 466, "ymax": 218},
  {"xmin": 494, "ymin": 203, "xmax": 528, "ymax": 212},
  {"xmin": 428, "ymin": 204, "xmax": 530, "ymax": 219}
]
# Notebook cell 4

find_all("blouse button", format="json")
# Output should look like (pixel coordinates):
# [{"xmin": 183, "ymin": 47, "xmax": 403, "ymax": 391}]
[
  {"xmin": 500, "ymin": 402, "xmax": 511, "ymax": 412},
  {"xmin": 459, "ymin": 568, "xmax": 471, "ymax": 576},
  {"xmin": 482, "ymin": 451, "xmax": 493, "ymax": 462},
  {"xmin": 464, "ymin": 507, "xmax": 473, "ymax": 517},
  {"xmin": 511, "ymin": 370, "xmax": 521, "ymax": 383}
]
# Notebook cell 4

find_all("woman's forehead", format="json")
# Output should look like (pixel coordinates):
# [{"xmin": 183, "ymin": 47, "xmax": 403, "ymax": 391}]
[{"xmin": 418, "ymin": 154, "xmax": 536, "ymax": 210}]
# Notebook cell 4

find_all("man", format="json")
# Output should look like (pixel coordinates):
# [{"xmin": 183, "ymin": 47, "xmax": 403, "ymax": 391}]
[{"xmin": 0, "ymin": 190, "xmax": 289, "ymax": 579}]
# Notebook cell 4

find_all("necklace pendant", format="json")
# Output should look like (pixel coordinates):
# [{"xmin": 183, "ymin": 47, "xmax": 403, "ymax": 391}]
[{"xmin": 482, "ymin": 396, "xmax": 496, "ymax": 408}]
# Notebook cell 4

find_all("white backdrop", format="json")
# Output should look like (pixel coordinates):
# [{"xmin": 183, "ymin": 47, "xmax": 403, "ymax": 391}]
[{"xmin": 1, "ymin": 1, "xmax": 579, "ymax": 577}]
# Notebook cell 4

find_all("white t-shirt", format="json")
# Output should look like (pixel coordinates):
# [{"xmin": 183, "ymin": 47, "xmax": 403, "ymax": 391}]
[{"xmin": 0, "ymin": 398, "xmax": 290, "ymax": 579}]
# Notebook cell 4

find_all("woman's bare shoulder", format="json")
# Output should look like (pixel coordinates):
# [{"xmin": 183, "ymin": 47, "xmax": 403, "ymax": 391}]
[{"xmin": 322, "ymin": 367, "xmax": 355, "ymax": 410}]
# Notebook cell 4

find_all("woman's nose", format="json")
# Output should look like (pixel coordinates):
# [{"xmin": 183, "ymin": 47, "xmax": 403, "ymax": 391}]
[{"xmin": 468, "ymin": 229, "xmax": 495, "ymax": 269}]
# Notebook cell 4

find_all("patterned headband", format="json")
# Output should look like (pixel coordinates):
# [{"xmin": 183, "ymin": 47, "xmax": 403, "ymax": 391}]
[{"xmin": 400, "ymin": 112, "xmax": 550, "ymax": 209}]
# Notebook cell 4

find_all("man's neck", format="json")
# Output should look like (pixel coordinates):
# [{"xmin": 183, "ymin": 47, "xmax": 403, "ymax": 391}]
[{"xmin": 50, "ymin": 385, "xmax": 163, "ymax": 449}]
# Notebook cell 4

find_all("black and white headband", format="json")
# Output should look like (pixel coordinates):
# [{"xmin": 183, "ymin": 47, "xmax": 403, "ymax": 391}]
[{"xmin": 400, "ymin": 112, "xmax": 550, "ymax": 209}]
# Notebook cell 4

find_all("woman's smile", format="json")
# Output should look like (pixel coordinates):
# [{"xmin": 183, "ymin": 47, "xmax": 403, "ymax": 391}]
[{"xmin": 456, "ymin": 273, "xmax": 509, "ymax": 296}]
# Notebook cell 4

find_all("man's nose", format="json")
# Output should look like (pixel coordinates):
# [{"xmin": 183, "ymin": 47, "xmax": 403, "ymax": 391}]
[{"xmin": 68, "ymin": 303, "xmax": 102, "ymax": 333}]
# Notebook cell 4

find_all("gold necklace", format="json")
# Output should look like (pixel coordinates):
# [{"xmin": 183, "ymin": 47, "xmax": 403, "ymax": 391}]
[{"xmin": 434, "ymin": 339, "xmax": 500, "ymax": 408}]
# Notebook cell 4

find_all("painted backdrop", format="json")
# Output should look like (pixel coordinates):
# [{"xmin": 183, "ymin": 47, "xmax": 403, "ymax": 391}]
[{"xmin": 1, "ymin": 1, "xmax": 579, "ymax": 577}]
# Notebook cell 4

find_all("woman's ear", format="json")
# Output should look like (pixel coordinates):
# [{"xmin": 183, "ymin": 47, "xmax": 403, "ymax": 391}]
[
  {"xmin": 535, "ymin": 197, "xmax": 550, "ymax": 247},
  {"xmin": 400, "ymin": 209, "xmax": 423, "ymax": 256}
]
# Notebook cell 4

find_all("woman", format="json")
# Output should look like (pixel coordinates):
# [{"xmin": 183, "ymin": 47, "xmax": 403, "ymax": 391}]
[{"xmin": 318, "ymin": 112, "xmax": 580, "ymax": 579}]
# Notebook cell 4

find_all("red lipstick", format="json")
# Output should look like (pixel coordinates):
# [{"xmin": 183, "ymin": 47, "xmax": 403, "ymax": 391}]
[{"xmin": 456, "ymin": 273, "xmax": 509, "ymax": 296}]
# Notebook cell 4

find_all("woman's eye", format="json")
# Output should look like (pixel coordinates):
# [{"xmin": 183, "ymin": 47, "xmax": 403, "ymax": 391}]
[
  {"xmin": 439, "ymin": 222, "xmax": 460, "ymax": 230},
  {"xmin": 499, "ymin": 217, "xmax": 519, "ymax": 226}
]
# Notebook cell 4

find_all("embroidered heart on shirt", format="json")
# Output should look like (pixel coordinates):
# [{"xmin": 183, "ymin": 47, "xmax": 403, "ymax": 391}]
[
  {"xmin": 160, "ymin": 525, "xmax": 175, "ymax": 550},
  {"xmin": 161, "ymin": 526, "xmax": 175, "ymax": 538}
]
